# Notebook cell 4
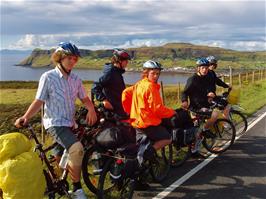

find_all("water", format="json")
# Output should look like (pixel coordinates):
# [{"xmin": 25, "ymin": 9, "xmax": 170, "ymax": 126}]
[{"xmin": 0, "ymin": 53, "xmax": 189, "ymax": 84}]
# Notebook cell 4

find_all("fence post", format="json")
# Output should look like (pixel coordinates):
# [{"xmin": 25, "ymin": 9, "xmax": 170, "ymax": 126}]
[
  {"xmin": 177, "ymin": 82, "xmax": 181, "ymax": 102},
  {"xmin": 238, "ymin": 73, "xmax": 242, "ymax": 87},
  {"xmin": 160, "ymin": 81, "xmax": 165, "ymax": 105},
  {"xmin": 229, "ymin": 66, "xmax": 232, "ymax": 85},
  {"xmin": 252, "ymin": 71, "xmax": 255, "ymax": 83},
  {"xmin": 246, "ymin": 72, "xmax": 248, "ymax": 82}
]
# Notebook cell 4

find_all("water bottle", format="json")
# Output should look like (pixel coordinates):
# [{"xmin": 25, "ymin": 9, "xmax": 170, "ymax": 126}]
[
  {"xmin": 59, "ymin": 149, "xmax": 69, "ymax": 169},
  {"xmin": 172, "ymin": 129, "xmax": 178, "ymax": 142},
  {"xmin": 91, "ymin": 152, "xmax": 102, "ymax": 175}
]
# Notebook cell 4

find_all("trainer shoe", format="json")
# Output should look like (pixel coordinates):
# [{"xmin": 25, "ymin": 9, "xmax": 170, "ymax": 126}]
[{"xmin": 71, "ymin": 188, "xmax": 87, "ymax": 199}]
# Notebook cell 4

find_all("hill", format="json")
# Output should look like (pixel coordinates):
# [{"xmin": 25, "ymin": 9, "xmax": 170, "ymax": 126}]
[{"xmin": 17, "ymin": 43, "xmax": 266, "ymax": 70}]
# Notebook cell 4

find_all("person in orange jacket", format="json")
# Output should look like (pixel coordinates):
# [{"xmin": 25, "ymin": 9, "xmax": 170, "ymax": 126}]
[{"xmin": 122, "ymin": 60, "xmax": 175, "ymax": 151}]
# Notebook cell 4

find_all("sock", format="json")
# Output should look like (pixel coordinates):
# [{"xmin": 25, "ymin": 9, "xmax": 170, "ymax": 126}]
[{"xmin": 73, "ymin": 181, "xmax": 81, "ymax": 192}]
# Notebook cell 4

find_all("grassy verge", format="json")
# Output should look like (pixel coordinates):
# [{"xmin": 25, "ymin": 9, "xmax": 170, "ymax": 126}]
[{"xmin": 1, "ymin": 80, "xmax": 266, "ymax": 134}]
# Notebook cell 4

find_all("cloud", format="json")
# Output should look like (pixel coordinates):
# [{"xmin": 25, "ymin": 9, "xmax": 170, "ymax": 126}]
[{"xmin": 1, "ymin": 0, "xmax": 265, "ymax": 51}]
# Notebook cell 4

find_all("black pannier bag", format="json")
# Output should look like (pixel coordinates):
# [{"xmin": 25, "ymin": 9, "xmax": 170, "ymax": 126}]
[
  {"xmin": 162, "ymin": 108, "xmax": 194, "ymax": 129},
  {"xmin": 96, "ymin": 124, "xmax": 136, "ymax": 150},
  {"xmin": 172, "ymin": 127, "xmax": 198, "ymax": 147},
  {"xmin": 96, "ymin": 126, "xmax": 125, "ymax": 149}
]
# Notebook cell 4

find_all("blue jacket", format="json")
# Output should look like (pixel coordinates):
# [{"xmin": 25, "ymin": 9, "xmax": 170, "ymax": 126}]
[{"xmin": 91, "ymin": 63, "xmax": 127, "ymax": 117}]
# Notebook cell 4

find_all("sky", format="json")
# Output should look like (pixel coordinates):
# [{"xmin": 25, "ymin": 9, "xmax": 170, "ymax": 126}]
[{"xmin": 1, "ymin": 0, "xmax": 266, "ymax": 51}]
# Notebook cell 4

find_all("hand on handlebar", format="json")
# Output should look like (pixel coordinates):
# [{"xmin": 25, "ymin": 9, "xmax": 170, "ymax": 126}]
[
  {"xmin": 103, "ymin": 99, "xmax": 114, "ymax": 110},
  {"xmin": 14, "ymin": 117, "xmax": 28, "ymax": 128}
]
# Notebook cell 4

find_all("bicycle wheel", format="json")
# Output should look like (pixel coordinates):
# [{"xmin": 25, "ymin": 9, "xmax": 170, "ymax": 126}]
[
  {"xmin": 97, "ymin": 158, "xmax": 135, "ymax": 199},
  {"xmin": 82, "ymin": 147, "xmax": 106, "ymax": 194},
  {"xmin": 229, "ymin": 110, "xmax": 248, "ymax": 136},
  {"xmin": 170, "ymin": 143, "xmax": 191, "ymax": 168},
  {"xmin": 149, "ymin": 144, "xmax": 172, "ymax": 182},
  {"xmin": 202, "ymin": 119, "xmax": 236, "ymax": 154}
]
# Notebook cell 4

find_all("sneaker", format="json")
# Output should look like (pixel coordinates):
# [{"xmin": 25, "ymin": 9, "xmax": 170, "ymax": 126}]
[
  {"xmin": 71, "ymin": 189, "xmax": 87, "ymax": 199},
  {"xmin": 134, "ymin": 180, "xmax": 150, "ymax": 191},
  {"xmin": 191, "ymin": 137, "xmax": 203, "ymax": 154}
]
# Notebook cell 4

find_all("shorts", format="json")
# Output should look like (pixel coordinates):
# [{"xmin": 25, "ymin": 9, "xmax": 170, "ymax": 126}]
[
  {"xmin": 136, "ymin": 125, "xmax": 171, "ymax": 143},
  {"xmin": 47, "ymin": 126, "xmax": 78, "ymax": 156}
]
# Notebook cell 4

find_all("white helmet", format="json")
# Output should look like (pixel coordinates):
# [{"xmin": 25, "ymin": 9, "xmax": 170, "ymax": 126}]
[{"xmin": 143, "ymin": 60, "xmax": 163, "ymax": 70}]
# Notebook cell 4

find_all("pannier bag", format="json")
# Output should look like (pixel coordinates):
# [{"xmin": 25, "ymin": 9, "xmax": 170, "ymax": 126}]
[
  {"xmin": 172, "ymin": 127, "xmax": 198, "ymax": 146},
  {"xmin": 0, "ymin": 133, "xmax": 45, "ymax": 199},
  {"xmin": 96, "ymin": 126, "xmax": 125, "ymax": 149}
]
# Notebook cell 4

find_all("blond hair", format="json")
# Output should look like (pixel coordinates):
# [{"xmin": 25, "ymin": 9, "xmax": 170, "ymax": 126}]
[{"xmin": 51, "ymin": 50, "xmax": 78, "ymax": 66}]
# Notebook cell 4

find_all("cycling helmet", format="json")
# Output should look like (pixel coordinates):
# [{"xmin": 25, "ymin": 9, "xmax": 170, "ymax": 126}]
[
  {"xmin": 56, "ymin": 42, "xmax": 81, "ymax": 57},
  {"xmin": 143, "ymin": 60, "xmax": 163, "ymax": 70},
  {"xmin": 196, "ymin": 58, "xmax": 209, "ymax": 67},
  {"xmin": 206, "ymin": 56, "xmax": 217, "ymax": 64},
  {"xmin": 113, "ymin": 48, "xmax": 131, "ymax": 60}
]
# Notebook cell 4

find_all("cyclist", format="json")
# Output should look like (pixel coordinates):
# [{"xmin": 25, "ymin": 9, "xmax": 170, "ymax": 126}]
[
  {"xmin": 207, "ymin": 55, "xmax": 231, "ymax": 118},
  {"xmin": 181, "ymin": 57, "xmax": 219, "ymax": 154},
  {"xmin": 122, "ymin": 60, "xmax": 175, "ymax": 152},
  {"xmin": 15, "ymin": 42, "xmax": 97, "ymax": 199},
  {"xmin": 122, "ymin": 60, "xmax": 175, "ymax": 190},
  {"xmin": 91, "ymin": 48, "xmax": 131, "ymax": 118}
]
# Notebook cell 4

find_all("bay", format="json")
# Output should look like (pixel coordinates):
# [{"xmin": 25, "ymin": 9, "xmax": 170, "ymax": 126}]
[{"xmin": 0, "ymin": 54, "xmax": 189, "ymax": 84}]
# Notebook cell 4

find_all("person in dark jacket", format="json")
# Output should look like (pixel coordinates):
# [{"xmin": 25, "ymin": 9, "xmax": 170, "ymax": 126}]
[
  {"xmin": 91, "ymin": 48, "xmax": 131, "ymax": 117},
  {"xmin": 206, "ymin": 55, "xmax": 231, "ymax": 93},
  {"xmin": 181, "ymin": 58, "xmax": 219, "ymax": 154},
  {"xmin": 206, "ymin": 55, "xmax": 231, "ymax": 118}
]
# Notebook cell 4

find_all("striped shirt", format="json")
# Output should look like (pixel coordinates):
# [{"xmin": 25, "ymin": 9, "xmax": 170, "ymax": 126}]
[{"xmin": 36, "ymin": 67, "xmax": 87, "ymax": 129}]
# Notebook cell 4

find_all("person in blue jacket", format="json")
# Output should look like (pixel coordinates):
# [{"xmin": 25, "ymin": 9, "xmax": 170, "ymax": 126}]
[{"xmin": 91, "ymin": 48, "xmax": 131, "ymax": 117}]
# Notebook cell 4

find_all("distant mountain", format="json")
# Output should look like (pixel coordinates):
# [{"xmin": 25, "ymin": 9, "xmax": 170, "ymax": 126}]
[{"xmin": 16, "ymin": 43, "xmax": 266, "ymax": 69}]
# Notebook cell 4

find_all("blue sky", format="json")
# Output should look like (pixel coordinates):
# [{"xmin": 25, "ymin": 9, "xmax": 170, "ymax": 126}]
[{"xmin": 1, "ymin": 0, "xmax": 265, "ymax": 51}]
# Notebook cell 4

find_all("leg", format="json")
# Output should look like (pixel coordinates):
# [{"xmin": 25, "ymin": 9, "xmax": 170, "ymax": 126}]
[{"xmin": 204, "ymin": 110, "xmax": 219, "ymax": 129}]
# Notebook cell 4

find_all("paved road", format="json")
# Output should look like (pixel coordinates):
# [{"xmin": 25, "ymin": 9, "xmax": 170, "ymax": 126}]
[{"xmin": 134, "ymin": 107, "xmax": 266, "ymax": 199}]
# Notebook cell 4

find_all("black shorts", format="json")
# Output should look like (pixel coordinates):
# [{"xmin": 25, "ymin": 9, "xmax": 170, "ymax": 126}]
[{"xmin": 136, "ymin": 125, "xmax": 171, "ymax": 143}]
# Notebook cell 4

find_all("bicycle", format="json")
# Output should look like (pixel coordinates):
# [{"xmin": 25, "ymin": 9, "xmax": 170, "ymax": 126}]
[
  {"xmin": 189, "ymin": 107, "xmax": 236, "ymax": 154},
  {"xmin": 18, "ymin": 124, "xmax": 72, "ymax": 199},
  {"xmin": 97, "ymin": 126, "xmax": 173, "ymax": 199},
  {"xmin": 213, "ymin": 88, "xmax": 248, "ymax": 136}
]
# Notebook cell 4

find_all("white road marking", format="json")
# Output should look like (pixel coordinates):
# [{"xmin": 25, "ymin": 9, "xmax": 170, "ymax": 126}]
[{"xmin": 153, "ymin": 111, "xmax": 266, "ymax": 199}]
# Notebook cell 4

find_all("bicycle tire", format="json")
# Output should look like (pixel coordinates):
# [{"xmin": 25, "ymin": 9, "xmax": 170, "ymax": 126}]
[
  {"xmin": 82, "ymin": 147, "xmax": 104, "ymax": 194},
  {"xmin": 97, "ymin": 158, "xmax": 135, "ymax": 199},
  {"xmin": 202, "ymin": 118, "xmax": 236, "ymax": 154},
  {"xmin": 229, "ymin": 110, "xmax": 248, "ymax": 136},
  {"xmin": 170, "ymin": 143, "xmax": 191, "ymax": 168},
  {"xmin": 149, "ymin": 144, "xmax": 172, "ymax": 182}
]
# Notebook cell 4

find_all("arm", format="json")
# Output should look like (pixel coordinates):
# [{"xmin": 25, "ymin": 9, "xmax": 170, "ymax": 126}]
[
  {"xmin": 15, "ymin": 99, "xmax": 44, "ymax": 127},
  {"xmin": 148, "ymin": 86, "xmax": 175, "ymax": 118},
  {"xmin": 91, "ymin": 72, "xmax": 112, "ymax": 101},
  {"xmin": 121, "ymin": 86, "xmax": 134, "ymax": 114},
  {"xmin": 181, "ymin": 77, "xmax": 193, "ymax": 109},
  {"xmin": 216, "ymin": 76, "xmax": 229, "ymax": 88}
]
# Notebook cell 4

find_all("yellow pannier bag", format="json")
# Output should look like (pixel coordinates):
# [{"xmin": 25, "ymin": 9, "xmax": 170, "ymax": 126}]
[
  {"xmin": 228, "ymin": 88, "xmax": 240, "ymax": 105},
  {"xmin": 0, "ymin": 133, "xmax": 32, "ymax": 164},
  {"xmin": 0, "ymin": 151, "xmax": 46, "ymax": 199}
]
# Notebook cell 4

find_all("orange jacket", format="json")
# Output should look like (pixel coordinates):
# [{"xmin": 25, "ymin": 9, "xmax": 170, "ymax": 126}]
[{"xmin": 122, "ymin": 78, "xmax": 175, "ymax": 128}]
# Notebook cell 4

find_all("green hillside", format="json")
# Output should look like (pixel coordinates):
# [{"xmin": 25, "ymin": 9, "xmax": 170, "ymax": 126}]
[{"xmin": 18, "ymin": 42, "xmax": 266, "ymax": 70}]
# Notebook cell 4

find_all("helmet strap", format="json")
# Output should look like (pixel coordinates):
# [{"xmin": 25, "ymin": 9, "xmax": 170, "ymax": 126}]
[{"xmin": 58, "ymin": 63, "xmax": 71, "ymax": 75}]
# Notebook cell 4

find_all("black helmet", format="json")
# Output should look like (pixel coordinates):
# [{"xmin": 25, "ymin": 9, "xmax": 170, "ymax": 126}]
[
  {"xmin": 143, "ymin": 60, "xmax": 163, "ymax": 70},
  {"xmin": 206, "ymin": 56, "xmax": 217, "ymax": 64},
  {"xmin": 113, "ymin": 48, "xmax": 131, "ymax": 60}
]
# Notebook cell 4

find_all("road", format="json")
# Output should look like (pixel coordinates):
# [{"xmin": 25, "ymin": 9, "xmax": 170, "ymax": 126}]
[{"xmin": 134, "ymin": 107, "xmax": 266, "ymax": 199}]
